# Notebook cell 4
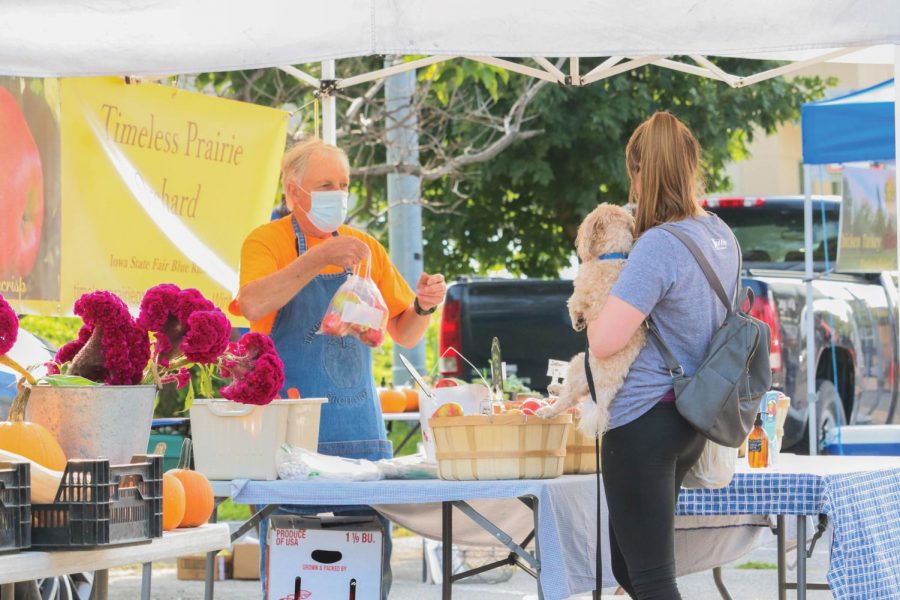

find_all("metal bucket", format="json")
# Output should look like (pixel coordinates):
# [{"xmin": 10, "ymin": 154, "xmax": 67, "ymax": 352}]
[{"xmin": 25, "ymin": 384, "xmax": 157, "ymax": 465}]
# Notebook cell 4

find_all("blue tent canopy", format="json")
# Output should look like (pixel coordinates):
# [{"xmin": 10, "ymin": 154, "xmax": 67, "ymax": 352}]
[{"xmin": 801, "ymin": 79, "xmax": 895, "ymax": 165}]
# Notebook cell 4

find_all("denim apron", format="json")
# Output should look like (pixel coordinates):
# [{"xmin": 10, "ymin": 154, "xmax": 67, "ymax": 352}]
[{"xmin": 259, "ymin": 216, "xmax": 393, "ymax": 597}]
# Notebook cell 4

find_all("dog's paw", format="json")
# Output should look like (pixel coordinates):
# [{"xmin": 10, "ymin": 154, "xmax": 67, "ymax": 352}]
[
  {"xmin": 536, "ymin": 405, "xmax": 560, "ymax": 419},
  {"xmin": 571, "ymin": 315, "xmax": 587, "ymax": 331}
]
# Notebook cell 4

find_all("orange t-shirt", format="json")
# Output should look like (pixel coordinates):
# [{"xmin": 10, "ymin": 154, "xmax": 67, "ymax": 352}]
[{"xmin": 229, "ymin": 217, "xmax": 416, "ymax": 335}]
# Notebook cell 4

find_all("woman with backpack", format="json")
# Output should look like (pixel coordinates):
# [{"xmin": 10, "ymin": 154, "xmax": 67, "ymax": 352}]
[{"xmin": 586, "ymin": 111, "xmax": 742, "ymax": 599}]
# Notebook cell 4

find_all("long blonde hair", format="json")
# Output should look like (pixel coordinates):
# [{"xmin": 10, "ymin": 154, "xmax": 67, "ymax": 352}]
[{"xmin": 625, "ymin": 112, "xmax": 704, "ymax": 236}]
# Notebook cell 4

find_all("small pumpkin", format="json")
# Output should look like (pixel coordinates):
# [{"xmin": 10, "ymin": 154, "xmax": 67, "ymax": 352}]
[
  {"xmin": 401, "ymin": 388, "xmax": 419, "ymax": 412},
  {"xmin": 162, "ymin": 472, "xmax": 186, "ymax": 531},
  {"xmin": 0, "ymin": 382, "xmax": 67, "ymax": 472},
  {"xmin": 167, "ymin": 438, "xmax": 214, "ymax": 527},
  {"xmin": 379, "ymin": 386, "xmax": 407, "ymax": 414}
]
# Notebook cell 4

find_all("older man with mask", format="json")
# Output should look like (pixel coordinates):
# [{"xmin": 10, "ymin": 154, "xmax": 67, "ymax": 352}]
[{"xmin": 230, "ymin": 138, "xmax": 446, "ymax": 596}]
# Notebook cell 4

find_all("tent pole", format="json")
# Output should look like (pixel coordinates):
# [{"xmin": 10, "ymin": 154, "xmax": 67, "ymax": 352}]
[
  {"xmin": 894, "ymin": 46, "xmax": 900, "ymax": 400},
  {"xmin": 804, "ymin": 165, "xmax": 818, "ymax": 455},
  {"xmin": 321, "ymin": 59, "xmax": 337, "ymax": 144}
]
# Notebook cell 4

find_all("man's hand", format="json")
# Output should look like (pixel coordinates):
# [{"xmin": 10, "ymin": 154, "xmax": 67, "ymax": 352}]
[
  {"xmin": 415, "ymin": 272, "xmax": 447, "ymax": 311},
  {"xmin": 306, "ymin": 237, "xmax": 370, "ymax": 270}
]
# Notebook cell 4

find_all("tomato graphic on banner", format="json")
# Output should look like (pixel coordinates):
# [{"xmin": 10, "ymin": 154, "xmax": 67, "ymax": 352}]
[
  {"xmin": 0, "ymin": 87, "xmax": 43, "ymax": 279},
  {"xmin": 0, "ymin": 78, "xmax": 61, "ymax": 304}
]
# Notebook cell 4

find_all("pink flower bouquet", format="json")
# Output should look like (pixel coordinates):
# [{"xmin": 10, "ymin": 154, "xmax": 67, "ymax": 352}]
[{"xmin": 44, "ymin": 285, "xmax": 285, "ymax": 406}]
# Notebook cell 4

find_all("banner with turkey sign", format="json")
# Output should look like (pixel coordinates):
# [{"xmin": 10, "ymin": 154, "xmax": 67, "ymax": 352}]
[
  {"xmin": 837, "ymin": 165, "xmax": 897, "ymax": 273},
  {"xmin": 1, "ymin": 77, "xmax": 288, "ymax": 319}
]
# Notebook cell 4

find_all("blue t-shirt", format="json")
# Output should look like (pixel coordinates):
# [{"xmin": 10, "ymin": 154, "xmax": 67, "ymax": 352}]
[{"xmin": 608, "ymin": 213, "xmax": 740, "ymax": 429}]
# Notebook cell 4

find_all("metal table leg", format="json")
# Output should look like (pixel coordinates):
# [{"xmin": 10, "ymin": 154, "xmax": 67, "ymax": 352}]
[
  {"xmin": 796, "ymin": 516, "xmax": 807, "ymax": 600},
  {"xmin": 94, "ymin": 569, "xmax": 108, "ymax": 600},
  {"xmin": 530, "ymin": 496, "xmax": 543, "ymax": 600},
  {"xmin": 205, "ymin": 499, "xmax": 221, "ymax": 600},
  {"xmin": 777, "ymin": 515, "xmax": 787, "ymax": 600},
  {"xmin": 442, "ymin": 502, "xmax": 452, "ymax": 600},
  {"xmin": 713, "ymin": 566, "xmax": 733, "ymax": 600},
  {"xmin": 141, "ymin": 563, "xmax": 152, "ymax": 600}
]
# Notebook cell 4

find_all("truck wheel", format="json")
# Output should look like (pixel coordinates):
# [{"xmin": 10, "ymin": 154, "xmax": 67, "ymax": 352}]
[{"xmin": 796, "ymin": 380, "xmax": 845, "ymax": 455}]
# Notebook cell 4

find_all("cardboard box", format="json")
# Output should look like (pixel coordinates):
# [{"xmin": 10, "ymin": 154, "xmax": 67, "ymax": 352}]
[
  {"xmin": 265, "ymin": 515, "xmax": 383, "ymax": 600},
  {"xmin": 177, "ymin": 551, "xmax": 232, "ymax": 581},
  {"xmin": 233, "ymin": 540, "xmax": 261, "ymax": 580}
]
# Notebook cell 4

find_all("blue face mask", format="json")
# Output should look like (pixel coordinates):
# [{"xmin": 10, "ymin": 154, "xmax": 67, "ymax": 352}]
[{"xmin": 301, "ymin": 189, "xmax": 348, "ymax": 233}]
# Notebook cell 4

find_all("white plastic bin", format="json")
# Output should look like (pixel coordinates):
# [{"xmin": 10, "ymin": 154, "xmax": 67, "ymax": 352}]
[
  {"xmin": 823, "ymin": 425, "xmax": 900, "ymax": 456},
  {"xmin": 190, "ymin": 398, "xmax": 327, "ymax": 480},
  {"xmin": 418, "ymin": 384, "xmax": 490, "ymax": 464}
]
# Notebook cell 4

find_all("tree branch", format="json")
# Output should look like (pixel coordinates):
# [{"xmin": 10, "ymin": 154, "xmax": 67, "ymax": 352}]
[{"xmin": 350, "ymin": 77, "xmax": 549, "ymax": 180}]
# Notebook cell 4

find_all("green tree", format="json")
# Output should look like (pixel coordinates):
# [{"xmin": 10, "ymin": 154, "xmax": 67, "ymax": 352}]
[
  {"xmin": 195, "ymin": 58, "xmax": 828, "ymax": 278},
  {"xmin": 420, "ymin": 60, "xmax": 829, "ymax": 277}
]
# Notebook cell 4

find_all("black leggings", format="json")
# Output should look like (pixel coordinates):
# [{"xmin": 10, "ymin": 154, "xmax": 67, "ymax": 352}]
[{"xmin": 601, "ymin": 402, "xmax": 705, "ymax": 600}]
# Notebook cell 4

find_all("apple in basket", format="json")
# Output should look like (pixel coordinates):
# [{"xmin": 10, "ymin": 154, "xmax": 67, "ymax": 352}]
[
  {"xmin": 431, "ymin": 402, "xmax": 464, "ymax": 418},
  {"xmin": 435, "ymin": 378, "xmax": 463, "ymax": 388},
  {"xmin": 520, "ymin": 398, "xmax": 545, "ymax": 416}
]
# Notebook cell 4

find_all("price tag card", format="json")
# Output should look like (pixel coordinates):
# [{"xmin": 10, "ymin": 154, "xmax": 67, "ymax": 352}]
[{"xmin": 546, "ymin": 359, "xmax": 570, "ymax": 380}]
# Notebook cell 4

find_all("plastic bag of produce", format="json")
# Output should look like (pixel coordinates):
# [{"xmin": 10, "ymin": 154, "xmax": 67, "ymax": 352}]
[{"xmin": 317, "ymin": 262, "xmax": 389, "ymax": 348}]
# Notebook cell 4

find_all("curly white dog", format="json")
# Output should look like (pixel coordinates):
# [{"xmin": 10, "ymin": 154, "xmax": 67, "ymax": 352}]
[{"xmin": 537, "ymin": 203, "xmax": 646, "ymax": 436}]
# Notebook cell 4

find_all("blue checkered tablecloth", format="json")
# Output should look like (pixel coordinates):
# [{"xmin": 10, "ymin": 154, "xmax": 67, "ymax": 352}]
[
  {"xmin": 677, "ymin": 455, "xmax": 900, "ymax": 600},
  {"xmin": 676, "ymin": 471, "xmax": 825, "ymax": 515},
  {"xmin": 821, "ymin": 469, "xmax": 900, "ymax": 599},
  {"xmin": 229, "ymin": 455, "xmax": 900, "ymax": 600}
]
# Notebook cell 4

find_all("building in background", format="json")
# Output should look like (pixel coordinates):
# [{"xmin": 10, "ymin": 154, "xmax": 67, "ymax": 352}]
[{"xmin": 724, "ymin": 63, "xmax": 894, "ymax": 196}]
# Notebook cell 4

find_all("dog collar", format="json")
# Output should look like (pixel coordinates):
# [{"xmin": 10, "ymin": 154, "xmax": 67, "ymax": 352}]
[{"xmin": 597, "ymin": 252, "xmax": 628, "ymax": 261}]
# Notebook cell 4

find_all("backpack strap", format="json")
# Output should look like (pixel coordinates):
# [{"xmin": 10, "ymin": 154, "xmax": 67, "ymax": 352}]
[
  {"xmin": 646, "ymin": 221, "xmax": 744, "ymax": 377},
  {"xmin": 583, "ymin": 345, "xmax": 603, "ymax": 598},
  {"xmin": 646, "ymin": 319, "xmax": 684, "ymax": 377}
]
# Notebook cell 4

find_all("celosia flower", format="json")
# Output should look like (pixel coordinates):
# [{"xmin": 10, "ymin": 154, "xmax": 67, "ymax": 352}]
[
  {"xmin": 54, "ymin": 291, "xmax": 150, "ymax": 385},
  {"xmin": 0, "ymin": 294, "xmax": 18, "ymax": 356},
  {"xmin": 138, "ymin": 284, "xmax": 230, "ymax": 366},
  {"xmin": 181, "ymin": 311, "xmax": 231, "ymax": 363},
  {"xmin": 219, "ymin": 332, "xmax": 285, "ymax": 405}
]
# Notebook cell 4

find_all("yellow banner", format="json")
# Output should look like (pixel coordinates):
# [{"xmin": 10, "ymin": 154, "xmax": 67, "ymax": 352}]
[{"xmin": 7, "ymin": 77, "xmax": 287, "ymax": 320}]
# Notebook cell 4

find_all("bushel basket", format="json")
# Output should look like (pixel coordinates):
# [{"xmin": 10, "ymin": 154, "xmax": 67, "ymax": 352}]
[{"xmin": 429, "ymin": 413, "xmax": 571, "ymax": 480}]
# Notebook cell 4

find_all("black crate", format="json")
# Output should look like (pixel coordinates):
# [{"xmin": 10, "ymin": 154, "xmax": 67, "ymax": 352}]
[
  {"xmin": 31, "ymin": 454, "xmax": 163, "ymax": 549},
  {"xmin": 0, "ymin": 462, "xmax": 31, "ymax": 553}
]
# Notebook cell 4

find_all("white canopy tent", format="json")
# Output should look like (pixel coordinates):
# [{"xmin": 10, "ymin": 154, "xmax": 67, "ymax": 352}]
[
  {"xmin": 1, "ymin": 1, "xmax": 897, "ymax": 142},
  {"xmin": 1, "ymin": 0, "xmax": 899, "ymax": 454},
  {"xmin": 0, "ymin": 0, "xmax": 897, "ymax": 77}
]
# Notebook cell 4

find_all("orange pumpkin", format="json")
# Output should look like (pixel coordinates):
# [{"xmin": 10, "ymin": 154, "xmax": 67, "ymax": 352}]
[
  {"xmin": 379, "ymin": 387, "xmax": 407, "ymax": 413},
  {"xmin": 0, "ymin": 385, "xmax": 66, "ymax": 471},
  {"xmin": 162, "ymin": 473, "xmax": 186, "ymax": 531},
  {"xmin": 401, "ymin": 388, "xmax": 419, "ymax": 412},
  {"xmin": 167, "ymin": 438, "xmax": 214, "ymax": 528}
]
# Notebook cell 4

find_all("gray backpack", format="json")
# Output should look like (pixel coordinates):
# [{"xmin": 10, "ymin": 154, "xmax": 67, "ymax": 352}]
[{"xmin": 647, "ymin": 224, "xmax": 772, "ymax": 448}]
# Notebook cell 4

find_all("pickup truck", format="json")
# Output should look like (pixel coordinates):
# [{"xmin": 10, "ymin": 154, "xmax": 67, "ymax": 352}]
[{"xmin": 438, "ymin": 196, "xmax": 899, "ymax": 452}]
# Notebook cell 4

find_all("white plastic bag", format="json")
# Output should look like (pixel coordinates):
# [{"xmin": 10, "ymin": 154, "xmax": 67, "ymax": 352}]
[
  {"xmin": 375, "ymin": 453, "xmax": 438, "ymax": 480},
  {"xmin": 276, "ymin": 445, "xmax": 383, "ymax": 481},
  {"xmin": 276, "ymin": 445, "xmax": 439, "ymax": 481},
  {"xmin": 682, "ymin": 440, "xmax": 737, "ymax": 489},
  {"xmin": 317, "ymin": 262, "xmax": 389, "ymax": 348}
]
